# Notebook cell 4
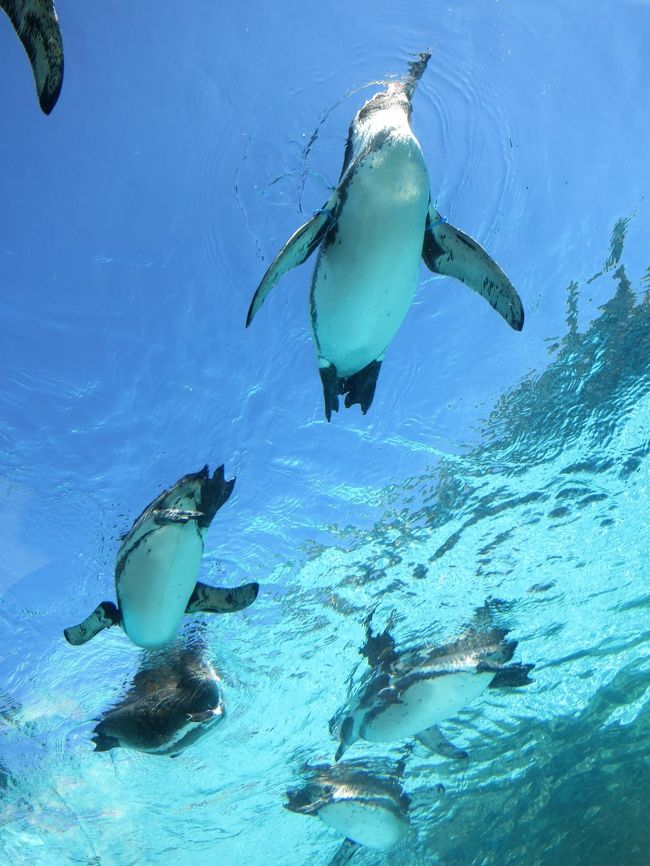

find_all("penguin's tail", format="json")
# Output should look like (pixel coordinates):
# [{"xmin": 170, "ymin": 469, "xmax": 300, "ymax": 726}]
[{"xmin": 404, "ymin": 50, "xmax": 431, "ymax": 99}]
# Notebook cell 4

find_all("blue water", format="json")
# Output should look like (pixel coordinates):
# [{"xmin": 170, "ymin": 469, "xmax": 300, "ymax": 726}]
[{"xmin": 1, "ymin": 1, "xmax": 650, "ymax": 864}]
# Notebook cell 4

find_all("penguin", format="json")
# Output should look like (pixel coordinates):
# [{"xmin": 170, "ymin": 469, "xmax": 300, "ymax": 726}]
[
  {"xmin": 285, "ymin": 759, "xmax": 410, "ymax": 852},
  {"xmin": 331, "ymin": 606, "xmax": 534, "ymax": 760},
  {"xmin": 64, "ymin": 465, "xmax": 259, "ymax": 650},
  {"xmin": 0, "ymin": 0, "xmax": 63, "ymax": 113},
  {"xmin": 92, "ymin": 643, "xmax": 226, "ymax": 755},
  {"xmin": 246, "ymin": 51, "xmax": 524, "ymax": 420}
]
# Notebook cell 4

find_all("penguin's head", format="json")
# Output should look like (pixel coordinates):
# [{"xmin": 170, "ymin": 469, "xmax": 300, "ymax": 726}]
[{"xmin": 356, "ymin": 83, "xmax": 412, "ymax": 127}]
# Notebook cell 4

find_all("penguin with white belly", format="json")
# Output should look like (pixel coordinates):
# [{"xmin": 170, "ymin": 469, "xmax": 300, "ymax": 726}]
[
  {"xmin": 246, "ymin": 52, "xmax": 524, "ymax": 420},
  {"xmin": 285, "ymin": 758, "xmax": 411, "ymax": 855},
  {"xmin": 0, "ymin": 0, "xmax": 63, "ymax": 113},
  {"xmin": 331, "ymin": 606, "xmax": 534, "ymax": 760},
  {"xmin": 64, "ymin": 465, "xmax": 259, "ymax": 649},
  {"xmin": 92, "ymin": 642, "xmax": 226, "ymax": 755}
]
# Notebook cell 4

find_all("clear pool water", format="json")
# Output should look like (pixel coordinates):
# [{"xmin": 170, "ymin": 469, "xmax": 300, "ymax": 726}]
[{"xmin": 1, "ymin": 1, "xmax": 650, "ymax": 864}]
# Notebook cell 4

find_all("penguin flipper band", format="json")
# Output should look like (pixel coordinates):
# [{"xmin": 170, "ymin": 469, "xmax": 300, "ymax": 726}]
[{"xmin": 153, "ymin": 508, "xmax": 203, "ymax": 525}]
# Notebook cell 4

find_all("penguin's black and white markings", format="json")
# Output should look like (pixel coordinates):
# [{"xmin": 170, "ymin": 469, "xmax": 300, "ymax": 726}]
[
  {"xmin": 331, "ymin": 605, "xmax": 534, "ymax": 759},
  {"xmin": 1, "ymin": 0, "xmax": 63, "ymax": 113},
  {"xmin": 286, "ymin": 759, "xmax": 410, "ymax": 852},
  {"xmin": 92, "ymin": 644, "xmax": 226, "ymax": 755},
  {"xmin": 64, "ymin": 466, "xmax": 259, "ymax": 650},
  {"xmin": 247, "ymin": 52, "xmax": 524, "ymax": 419}
]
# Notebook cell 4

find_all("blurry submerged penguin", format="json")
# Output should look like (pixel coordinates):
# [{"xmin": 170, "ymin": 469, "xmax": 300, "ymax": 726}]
[
  {"xmin": 0, "ymin": 0, "xmax": 63, "ymax": 113},
  {"xmin": 286, "ymin": 758, "xmax": 410, "ymax": 855},
  {"xmin": 331, "ymin": 604, "xmax": 534, "ymax": 760},
  {"xmin": 64, "ymin": 466, "xmax": 259, "ymax": 649},
  {"xmin": 246, "ymin": 51, "xmax": 523, "ymax": 420},
  {"xmin": 92, "ymin": 643, "xmax": 226, "ymax": 755}
]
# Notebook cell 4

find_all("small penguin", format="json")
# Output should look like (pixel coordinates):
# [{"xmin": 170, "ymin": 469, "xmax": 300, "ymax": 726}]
[
  {"xmin": 92, "ymin": 643, "xmax": 225, "ymax": 755},
  {"xmin": 331, "ymin": 606, "xmax": 533, "ymax": 760},
  {"xmin": 64, "ymin": 465, "xmax": 259, "ymax": 650},
  {"xmin": 286, "ymin": 759, "xmax": 410, "ymax": 853},
  {"xmin": 0, "ymin": 0, "xmax": 63, "ymax": 113},
  {"xmin": 246, "ymin": 52, "xmax": 523, "ymax": 420}
]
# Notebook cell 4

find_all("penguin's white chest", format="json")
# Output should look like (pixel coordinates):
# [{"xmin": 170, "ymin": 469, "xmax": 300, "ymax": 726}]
[
  {"xmin": 319, "ymin": 800, "xmax": 407, "ymax": 850},
  {"xmin": 117, "ymin": 523, "xmax": 204, "ymax": 649},
  {"xmin": 362, "ymin": 672, "xmax": 494, "ymax": 742},
  {"xmin": 311, "ymin": 134, "xmax": 429, "ymax": 377}
]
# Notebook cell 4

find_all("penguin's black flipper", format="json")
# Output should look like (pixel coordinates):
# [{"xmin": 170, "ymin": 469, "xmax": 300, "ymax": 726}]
[
  {"xmin": 360, "ymin": 608, "xmax": 398, "ymax": 672},
  {"xmin": 91, "ymin": 732, "xmax": 119, "ymax": 752},
  {"xmin": 246, "ymin": 192, "xmax": 340, "ymax": 326},
  {"xmin": 342, "ymin": 360, "xmax": 382, "ymax": 415},
  {"xmin": 326, "ymin": 839, "xmax": 358, "ymax": 866},
  {"xmin": 488, "ymin": 663, "xmax": 535, "ymax": 688},
  {"xmin": 0, "ymin": 0, "xmax": 64, "ymax": 114},
  {"xmin": 416, "ymin": 724, "xmax": 468, "ymax": 760},
  {"xmin": 64, "ymin": 601, "xmax": 120, "ymax": 646},
  {"xmin": 422, "ymin": 202, "xmax": 524, "ymax": 331},
  {"xmin": 185, "ymin": 581, "xmax": 259, "ymax": 615}
]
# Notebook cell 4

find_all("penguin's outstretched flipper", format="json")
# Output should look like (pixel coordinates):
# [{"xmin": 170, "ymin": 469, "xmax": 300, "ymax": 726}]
[
  {"xmin": 422, "ymin": 202, "xmax": 524, "ymax": 331},
  {"xmin": 185, "ymin": 581, "xmax": 259, "ymax": 615},
  {"xmin": 416, "ymin": 724, "xmax": 468, "ymax": 760},
  {"xmin": 64, "ymin": 601, "xmax": 120, "ymax": 646},
  {"xmin": 488, "ymin": 663, "xmax": 535, "ymax": 688},
  {"xmin": 246, "ymin": 193, "xmax": 339, "ymax": 325},
  {"xmin": 0, "ymin": 0, "xmax": 63, "ymax": 113},
  {"xmin": 326, "ymin": 839, "xmax": 358, "ymax": 866}
]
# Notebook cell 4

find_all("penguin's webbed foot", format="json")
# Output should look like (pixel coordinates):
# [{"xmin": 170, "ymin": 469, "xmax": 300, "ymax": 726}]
[
  {"xmin": 319, "ymin": 364, "xmax": 340, "ymax": 422},
  {"xmin": 319, "ymin": 359, "xmax": 382, "ymax": 420},
  {"xmin": 197, "ymin": 465, "xmax": 236, "ymax": 528},
  {"xmin": 342, "ymin": 360, "xmax": 382, "ymax": 414}
]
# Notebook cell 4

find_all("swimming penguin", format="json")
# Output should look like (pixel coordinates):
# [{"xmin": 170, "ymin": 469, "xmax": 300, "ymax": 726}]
[
  {"xmin": 331, "ymin": 606, "xmax": 534, "ymax": 760},
  {"xmin": 92, "ymin": 643, "xmax": 226, "ymax": 755},
  {"xmin": 286, "ymin": 759, "xmax": 410, "ymax": 853},
  {"xmin": 0, "ymin": 0, "xmax": 63, "ymax": 113},
  {"xmin": 246, "ymin": 51, "xmax": 524, "ymax": 420},
  {"xmin": 64, "ymin": 465, "xmax": 259, "ymax": 649}
]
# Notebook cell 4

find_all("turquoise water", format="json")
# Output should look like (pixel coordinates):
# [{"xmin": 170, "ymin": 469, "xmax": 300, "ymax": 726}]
[{"xmin": 2, "ymin": 1, "xmax": 650, "ymax": 864}]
